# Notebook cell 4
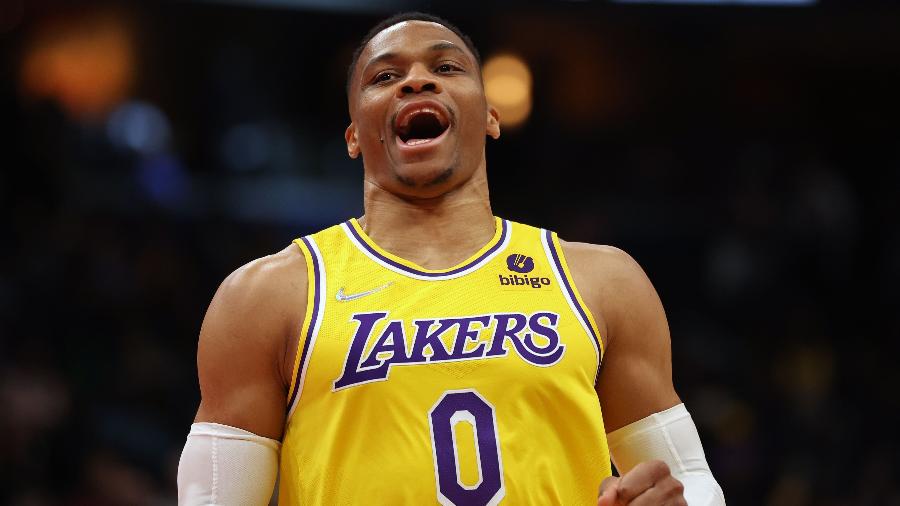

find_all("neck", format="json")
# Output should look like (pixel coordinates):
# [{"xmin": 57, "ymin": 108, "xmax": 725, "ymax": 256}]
[{"xmin": 359, "ymin": 165, "xmax": 495, "ymax": 270}]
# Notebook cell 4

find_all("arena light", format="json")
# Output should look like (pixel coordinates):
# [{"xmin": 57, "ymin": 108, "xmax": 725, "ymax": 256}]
[
  {"xmin": 192, "ymin": 0, "xmax": 409, "ymax": 13},
  {"xmin": 611, "ymin": 0, "xmax": 815, "ymax": 5},
  {"xmin": 19, "ymin": 9, "xmax": 135, "ymax": 120},
  {"xmin": 107, "ymin": 101, "xmax": 172, "ymax": 155},
  {"xmin": 483, "ymin": 54, "xmax": 532, "ymax": 130}
]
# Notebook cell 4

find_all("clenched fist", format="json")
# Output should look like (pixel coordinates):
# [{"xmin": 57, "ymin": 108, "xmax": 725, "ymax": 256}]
[{"xmin": 597, "ymin": 460, "xmax": 687, "ymax": 506}]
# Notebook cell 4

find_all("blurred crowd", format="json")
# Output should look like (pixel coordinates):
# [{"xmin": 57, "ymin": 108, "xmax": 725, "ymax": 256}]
[{"xmin": 2, "ymin": 1, "xmax": 899, "ymax": 505}]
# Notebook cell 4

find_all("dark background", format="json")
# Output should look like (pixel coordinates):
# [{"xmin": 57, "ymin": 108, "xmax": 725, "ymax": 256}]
[{"xmin": 2, "ymin": 0, "xmax": 898, "ymax": 504}]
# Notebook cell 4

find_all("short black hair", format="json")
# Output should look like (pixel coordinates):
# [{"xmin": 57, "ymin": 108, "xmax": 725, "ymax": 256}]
[{"xmin": 346, "ymin": 12, "xmax": 482, "ymax": 94}]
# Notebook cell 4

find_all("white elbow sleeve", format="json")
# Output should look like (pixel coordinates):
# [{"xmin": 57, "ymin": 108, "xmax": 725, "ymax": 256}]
[
  {"xmin": 607, "ymin": 403, "xmax": 726, "ymax": 506},
  {"xmin": 177, "ymin": 422, "xmax": 280, "ymax": 506}
]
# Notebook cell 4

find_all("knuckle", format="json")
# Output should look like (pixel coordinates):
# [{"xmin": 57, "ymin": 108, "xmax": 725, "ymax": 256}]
[
  {"xmin": 648, "ymin": 459, "xmax": 670, "ymax": 476},
  {"xmin": 598, "ymin": 476, "xmax": 617, "ymax": 494},
  {"xmin": 667, "ymin": 478, "xmax": 687, "ymax": 505},
  {"xmin": 665, "ymin": 475, "xmax": 684, "ymax": 491}
]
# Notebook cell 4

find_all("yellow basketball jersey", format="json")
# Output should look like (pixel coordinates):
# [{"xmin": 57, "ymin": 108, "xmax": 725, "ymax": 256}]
[{"xmin": 279, "ymin": 218, "xmax": 611, "ymax": 505}]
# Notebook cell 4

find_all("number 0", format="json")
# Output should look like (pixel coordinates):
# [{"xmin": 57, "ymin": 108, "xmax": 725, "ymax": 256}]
[{"xmin": 428, "ymin": 390, "xmax": 505, "ymax": 506}]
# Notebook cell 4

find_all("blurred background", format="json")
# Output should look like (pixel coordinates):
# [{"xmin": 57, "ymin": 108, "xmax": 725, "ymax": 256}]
[{"xmin": 1, "ymin": 0, "xmax": 898, "ymax": 504}]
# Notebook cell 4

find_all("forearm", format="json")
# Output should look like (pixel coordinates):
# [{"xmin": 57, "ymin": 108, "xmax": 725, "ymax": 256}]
[
  {"xmin": 607, "ymin": 404, "xmax": 725, "ymax": 506},
  {"xmin": 177, "ymin": 422, "xmax": 280, "ymax": 505}
]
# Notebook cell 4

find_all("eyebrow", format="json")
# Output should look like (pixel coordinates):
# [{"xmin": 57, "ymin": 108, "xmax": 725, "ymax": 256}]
[
  {"xmin": 362, "ymin": 42, "xmax": 470, "ymax": 75},
  {"xmin": 428, "ymin": 42, "xmax": 466, "ymax": 55}
]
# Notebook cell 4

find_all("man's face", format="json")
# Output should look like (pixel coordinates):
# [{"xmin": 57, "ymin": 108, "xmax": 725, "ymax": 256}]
[{"xmin": 345, "ymin": 21, "xmax": 500, "ymax": 198}]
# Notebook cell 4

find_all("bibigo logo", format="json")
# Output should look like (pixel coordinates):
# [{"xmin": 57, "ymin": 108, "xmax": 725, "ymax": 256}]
[
  {"xmin": 506, "ymin": 254, "xmax": 535, "ymax": 273},
  {"xmin": 500, "ymin": 254, "xmax": 551, "ymax": 288}
]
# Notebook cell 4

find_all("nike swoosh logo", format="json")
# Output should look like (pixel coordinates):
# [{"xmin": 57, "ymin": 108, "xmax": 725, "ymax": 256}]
[{"xmin": 335, "ymin": 282, "xmax": 394, "ymax": 302}]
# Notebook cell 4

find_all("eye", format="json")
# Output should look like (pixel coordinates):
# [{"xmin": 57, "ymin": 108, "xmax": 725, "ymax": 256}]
[
  {"xmin": 373, "ymin": 71, "xmax": 396, "ymax": 84},
  {"xmin": 436, "ymin": 62, "xmax": 462, "ymax": 73}
]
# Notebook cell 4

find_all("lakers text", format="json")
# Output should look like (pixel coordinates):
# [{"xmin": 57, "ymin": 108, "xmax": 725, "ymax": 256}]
[{"xmin": 334, "ymin": 311, "xmax": 565, "ymax": 390}]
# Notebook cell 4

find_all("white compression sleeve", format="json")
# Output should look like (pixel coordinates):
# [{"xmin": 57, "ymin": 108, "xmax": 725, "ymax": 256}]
[
  {"xmin": 607, "ymin": 403, "xmax": 725, "ymax": 506},
  {"xmin": 177, "ymin": 422, "xmax": 280, "ymax": 506}
]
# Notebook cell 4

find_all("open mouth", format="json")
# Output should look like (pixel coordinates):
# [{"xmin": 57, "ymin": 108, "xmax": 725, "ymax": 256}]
[{"xmin": 395, "ymin": 108, "xmax": 450, "ymax": 146}]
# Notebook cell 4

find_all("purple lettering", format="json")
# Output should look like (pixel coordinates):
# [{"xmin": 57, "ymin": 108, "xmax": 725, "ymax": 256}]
[
  {"xmin": 524, "ymin": 312, "xmax": 565, "ymax": 364},
  {"xmin": 359, "ymin": 320, "xmax": 409, "ymax": 369},
  {"xmin": 406, "ymin": 319, "xmax": 454, "ymax": 362},
  {"xmin": 485, "ymin": 313, "xmax": 527, "ymax": 357},
  {"xmin": 334, "ymin": 311, "xmax": 566, "ymax": 390},
  {"xmin": 333, "ymin": 312, "xmax": 389, "ymax": 389},
  {"xmin": 446, "ymin": 316, "xmax": 491, "ymax": 359}
]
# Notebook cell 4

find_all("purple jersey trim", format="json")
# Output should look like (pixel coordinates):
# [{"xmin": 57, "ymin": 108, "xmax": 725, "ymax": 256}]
[
  {"xmin": 286, "ymin": 236, "xmax": 321, "ymax": 410},
  {"xmin": 345, "ymin": 219, "xmax": 509, "ymax": 278},
  {"xmin": 543, "ymin": 229, "xmax": 602, "ymax": 364}
]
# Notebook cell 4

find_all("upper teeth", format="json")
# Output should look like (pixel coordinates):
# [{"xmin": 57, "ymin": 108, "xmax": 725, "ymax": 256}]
[
  {"xmin": 408, "ymin": 108, "xmax": 437, "ymax": 121},
  {"xmin": 400, "ymin": 107, "xmax": 443, "ymax": 129}
]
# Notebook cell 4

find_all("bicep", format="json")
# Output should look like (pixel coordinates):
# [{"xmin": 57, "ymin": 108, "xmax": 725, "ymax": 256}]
[
  {"xmin": 591, "ymin": 248, "xmax": 680, "ymax": 432},
  {"xmin": 194, "ymin": 302, "xmax": 287, "ymax": 440},
  {"xmin": 194, "ymin": 252, "xmax": 306, "ymax": 441}
]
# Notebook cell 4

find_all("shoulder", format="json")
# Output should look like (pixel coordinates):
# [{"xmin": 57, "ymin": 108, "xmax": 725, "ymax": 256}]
[
  {"xmin": 215, "ymin": 243, "xmax": 308, "ymax": 311},
  {"xmin": 559, "ymin": 241, "xmax": 640, "ymax": 276},
  {"xmin": 559, "ymin": 240, "xmax": 651, "ymax": 300},
  {"xmin": 200, "ymin": 243, "xmax": 309, "ymax": 384},
  {"xmin": 558, "ymin": 240, "xmax": 662, "ymax": 349}
]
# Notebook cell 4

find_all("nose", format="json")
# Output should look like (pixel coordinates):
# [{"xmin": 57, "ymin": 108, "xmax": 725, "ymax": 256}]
[{"xmin": 398, "ymin": 63, "xmax": 442, "ymax": 96}]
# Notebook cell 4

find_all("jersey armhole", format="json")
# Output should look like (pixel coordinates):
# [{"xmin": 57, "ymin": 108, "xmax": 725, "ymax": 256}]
[
  {"xmin": 285, "ymin": 236, "xmax": 325, "ymax": 421},
  {"xmin": 541, "ymin": 230, "xmax": 605, "ymax": 374}
]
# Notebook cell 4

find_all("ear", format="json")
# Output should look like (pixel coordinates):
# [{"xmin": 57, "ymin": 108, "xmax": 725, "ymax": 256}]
[
  {"xmin": 486, "ymin": 105, "xmax": 501, "ymax": 140},
  {"xmin": 345, "ymin": 123, "xmax": 360, "ymax": 159}
]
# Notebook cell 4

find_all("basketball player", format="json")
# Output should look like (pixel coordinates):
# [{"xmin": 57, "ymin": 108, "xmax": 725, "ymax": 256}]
[{"xmin": 177, "ymin": 12, "xmax": 725, "ymax": 506}]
